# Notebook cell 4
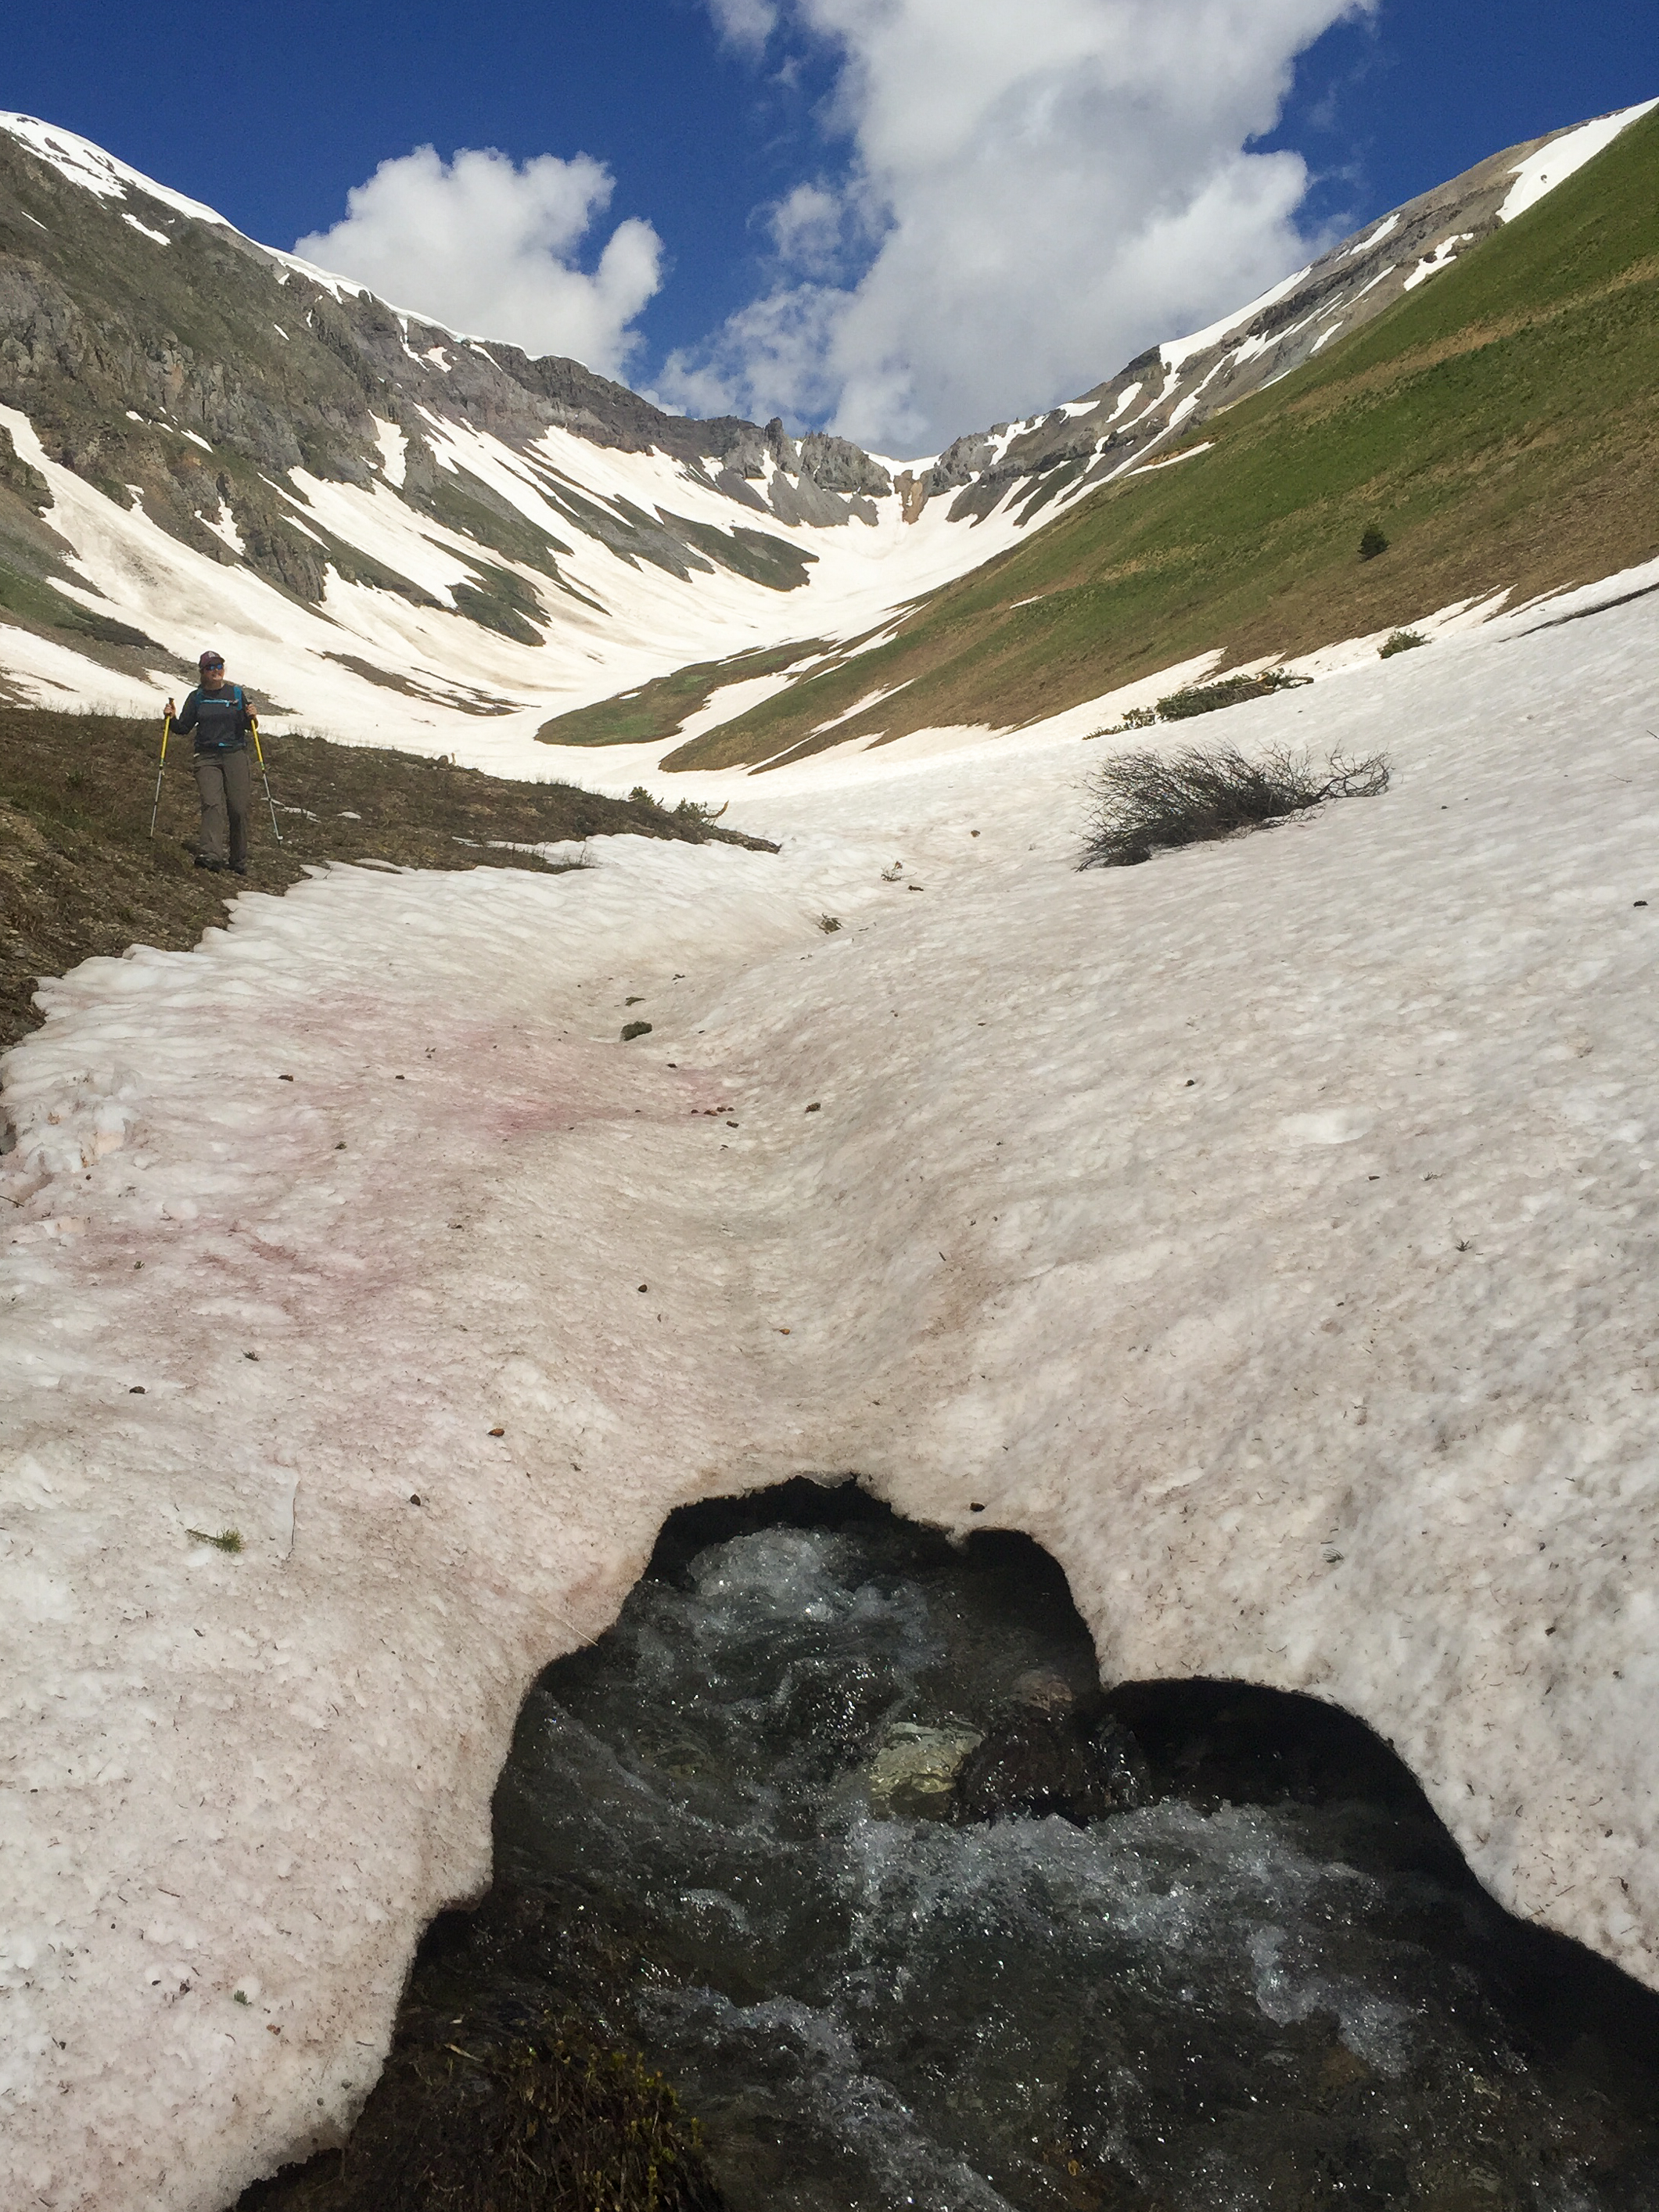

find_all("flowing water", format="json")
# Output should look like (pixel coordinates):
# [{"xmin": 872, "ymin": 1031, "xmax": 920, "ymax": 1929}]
[{"xmin": 417, "ymin": 1485, "xmax": 1659, "ymax": 2210}]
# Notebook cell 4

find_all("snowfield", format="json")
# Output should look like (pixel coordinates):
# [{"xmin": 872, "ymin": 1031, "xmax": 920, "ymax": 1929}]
[
  {"xmin": 0, "ymin": 397, "xmax": 1035, "ymax": 758},
  {"xmin": 2, "ymin": 568, "xmax": 1658, "ymax": 2208}
]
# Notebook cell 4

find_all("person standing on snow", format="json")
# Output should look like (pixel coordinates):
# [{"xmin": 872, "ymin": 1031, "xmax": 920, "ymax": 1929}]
[{"xmin": 165, "ymin": 652, "xmax": 256, "ymax": 874}]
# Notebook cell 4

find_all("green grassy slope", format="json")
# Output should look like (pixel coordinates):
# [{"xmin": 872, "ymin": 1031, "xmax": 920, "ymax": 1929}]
[
  {"xmin": 664, "ymin": 109, "xmax": 1659, "ymax": 771},
  {"xmin": 534, "ymin": 640, "xmax": 830, "ymax": 746}
]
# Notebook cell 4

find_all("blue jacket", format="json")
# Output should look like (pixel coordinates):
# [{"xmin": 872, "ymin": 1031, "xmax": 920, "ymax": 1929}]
[{"xmin": 175, "ymin": 684, "xmax": 252, "ymax": 756}]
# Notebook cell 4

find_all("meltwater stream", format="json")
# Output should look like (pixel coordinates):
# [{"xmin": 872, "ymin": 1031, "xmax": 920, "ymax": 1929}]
[{"xmin": 412, "ymin": 1487, "xmax": 1659, "ymax": 2210}]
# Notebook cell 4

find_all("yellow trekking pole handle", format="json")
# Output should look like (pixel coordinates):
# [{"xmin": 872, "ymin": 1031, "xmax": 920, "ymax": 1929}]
[
  {"xmin": 148, "ymin": 710, "xmax": 172, "ymax": 838},
  {"xmin": 250, "ymin": 715, "xmax": 284, "ymax": 846}
]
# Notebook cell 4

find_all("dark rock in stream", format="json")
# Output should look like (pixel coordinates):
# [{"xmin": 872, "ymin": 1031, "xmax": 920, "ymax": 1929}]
[{"xmin": 952, "ymin": 1708, "xmax": 1150, "ymax": 1826}]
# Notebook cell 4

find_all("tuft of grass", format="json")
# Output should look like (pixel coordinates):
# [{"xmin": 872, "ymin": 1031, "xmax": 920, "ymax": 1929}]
[
  {"xmin": 817, "ymin": 914, "xmax": 842, "ymax": 933},
  {"xmin": 232, "ymin": 1876, "xmax": 731, "ymax": 2212},
  {"xmin": 237, "ymin": 2008, "xmax": 726, "ymax": 2212},
  {"xmin": 239, "ymin": 2016, "xmax": 726, "ymax": 2212},
  {"xmin": 1379, "ymin": 629, "xmax": 1427, "ymax": 657},
  {"xmin": 1082, "ymin": 742, "xmax": 1390, "ymax": 869},
  {"xmin": 337, "ymin": 2027, "xmax": 725, "ymax": 2212},
  {"xmin": 628, "ymin": 787, "xmax": 730, "ymax": 830},
  {"xmin": 1089, "ymin": 671, "xmax": 1306, "ymax": 737},
  {"xmin": 187, "ymin": 1527, "xmax": 244, "ymax": 1553},
  {"xmin": 1359, "ymin": 523, "xmax": 1391, "ymax": 561}
]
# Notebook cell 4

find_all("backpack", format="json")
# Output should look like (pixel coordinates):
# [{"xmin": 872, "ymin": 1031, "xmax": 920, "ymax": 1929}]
[{"xmin": 190, "ymin": 684, "xmax": 249, "ymax": 752}]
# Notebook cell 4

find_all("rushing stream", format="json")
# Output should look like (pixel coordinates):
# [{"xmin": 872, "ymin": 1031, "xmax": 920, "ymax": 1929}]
[
  {"xmin": 253, "ymin": 1483, "xmax": 1659, "ymax": 2210},
  {"xmin": 400, "ymin": 1483, "xmax": 1659, "ymax": 2211}
]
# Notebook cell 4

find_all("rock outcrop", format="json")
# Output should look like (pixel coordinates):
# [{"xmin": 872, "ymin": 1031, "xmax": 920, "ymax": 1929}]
[{"xmin": 0, "ymin": 116, "xmax": 895, "ymax": 679}]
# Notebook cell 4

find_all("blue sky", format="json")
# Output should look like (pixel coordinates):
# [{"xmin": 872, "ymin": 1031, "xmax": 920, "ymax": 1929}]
[{"xmin": 11, "ymin": 2, "xmax": 1655, "ymax": 449}]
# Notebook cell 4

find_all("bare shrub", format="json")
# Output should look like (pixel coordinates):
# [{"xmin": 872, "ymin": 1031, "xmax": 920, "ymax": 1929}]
[
  {"xmin": 1081, "ymin": 742, "xmax": 1390, "ymax": 869},
  {"xmin": 1379, "ymin": 630, "xmax": 1427, "ymax": 658},
  {"xmin": 631, "ymin": 785, "xmax": 730, "ymax": 829}
]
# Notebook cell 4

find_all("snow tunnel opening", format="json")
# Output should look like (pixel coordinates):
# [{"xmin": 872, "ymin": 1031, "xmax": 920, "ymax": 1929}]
[{"xmin": 241, "ymin": 1478, "xmax": 1659, "ymax": 2210}]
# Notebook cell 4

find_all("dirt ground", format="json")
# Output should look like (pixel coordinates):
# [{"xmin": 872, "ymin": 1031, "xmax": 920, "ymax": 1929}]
[{"xmin": 0, "ymin": 710, "xmax": 774, "ymax": 1053}]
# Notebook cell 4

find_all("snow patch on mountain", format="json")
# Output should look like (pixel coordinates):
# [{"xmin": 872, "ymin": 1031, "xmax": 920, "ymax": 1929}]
[
  {"xmin": 1159, "ymin": 261, "xmax": 1314, "ymax": 375},
  {"xmin": 1498, "ymin": 97, "xmax": 1659, "ymax": 223},
  {"xmin": 0, "ymin": 393, "xmax": 1033, "ymax": 756},
  {"xmin": 1402, "ymin": 233, "xmax": 1476, "ymax": 290},
  {"xmin": 916, "ymin": 99, "xmax": 1659, "ymax": 549},
  {"xmin": 0, "ymin": 113, "xmax": 229, "ymax": 228}
]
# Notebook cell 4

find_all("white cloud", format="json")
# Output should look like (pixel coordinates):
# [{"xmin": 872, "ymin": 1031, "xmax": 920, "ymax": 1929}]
[
  {"xmin": 663, "ymin": 0, "xmax": 1373, "ymax": 453},
  {"xmin": 293, "ymin": 145, "xmax": 663, "ymax": 379},
  {"xmin": 707, "ymin": 0, "xmax": 779, "ymax": 45},
  {"xmin": 767, "ymin": 181, "xmax": 847, "ymax": 274}
]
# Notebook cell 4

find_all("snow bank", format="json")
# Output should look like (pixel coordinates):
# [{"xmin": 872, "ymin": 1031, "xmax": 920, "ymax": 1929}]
[
  {"xmin": 1497, "ymin": 98, "xmax": 1659, "ymax": 224},
  {"xmin": 2, "ymin": 580, "xmax": 1658, "ymax": 2207}
]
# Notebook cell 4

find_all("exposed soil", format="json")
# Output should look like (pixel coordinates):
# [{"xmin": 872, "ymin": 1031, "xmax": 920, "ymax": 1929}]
[{"xmin": 0, "ymin": 709, "xmax": 775, "ymax": 1054}]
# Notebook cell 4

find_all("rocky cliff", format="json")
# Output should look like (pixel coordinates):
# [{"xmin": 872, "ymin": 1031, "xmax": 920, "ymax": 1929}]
[{"xmin": 0, "ymin": 116, "xmax": 899, "ymax": 691}]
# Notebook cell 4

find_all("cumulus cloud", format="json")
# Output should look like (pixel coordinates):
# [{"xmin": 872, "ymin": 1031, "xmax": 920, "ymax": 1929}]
[
  {"xmin": 706, "ymin": 0, "xmax": 778, "ymax": 45},
  {"xmin": 660, "ymin": 0, "xmax": 1373, "ymax": 453},
  {"xmin": 767, "ymin": 182, "xmax": 848, "ymax": 274},
  {"xmin": 293, "ymin": 145, "xmax": 663, "ymax": 379}
]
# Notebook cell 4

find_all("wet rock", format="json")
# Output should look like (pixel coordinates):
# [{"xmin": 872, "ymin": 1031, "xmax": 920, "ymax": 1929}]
[
  {"xmin": 775, "ymin": 1653, "xmax": 894, "ymax": 1772},
  {"xmin": 866, "ymin": 1721, "xmax": 983, "ymax": 1820},
  {"xmin": 952, "ymin": 1709, "xmax": 1149, "ymax": 1827},
  {"xmin": 1008, "ymin": 1666, "xmax": 1076, "ymax": 1714}
]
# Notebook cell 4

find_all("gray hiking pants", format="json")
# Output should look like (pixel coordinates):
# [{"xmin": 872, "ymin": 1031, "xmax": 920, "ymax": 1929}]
[{"xmin": 195, "ymin": 749, "xmax": 251, "ymax": 869}]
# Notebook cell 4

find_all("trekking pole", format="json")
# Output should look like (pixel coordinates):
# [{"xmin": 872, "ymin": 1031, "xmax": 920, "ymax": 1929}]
[
  {"xmin": 148, "ymin": 708, "xmax": 173, "ymax": 837},
  {"xmin": 250, "ymin": 716, "xmax": 282, "ymax": 845}
]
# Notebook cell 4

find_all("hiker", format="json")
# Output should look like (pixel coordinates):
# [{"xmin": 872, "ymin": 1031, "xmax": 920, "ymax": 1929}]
[{"xmin": 165, "ymin": 652, "xmax": 255, "ymax": 874}]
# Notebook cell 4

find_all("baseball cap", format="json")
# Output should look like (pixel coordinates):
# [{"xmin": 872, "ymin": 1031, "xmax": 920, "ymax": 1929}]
[{"xmin": 199, "ymin": 649, "xmax": 224, "ymax": 670}]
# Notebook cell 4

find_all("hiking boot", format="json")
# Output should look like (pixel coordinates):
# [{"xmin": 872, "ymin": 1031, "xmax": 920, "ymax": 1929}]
[
  {"xmin": 230, "ymin": 862, "xmax": 248, "ymax": 876},
  {"xmin": 195, "ymin": 854, "xmax": 224, "ymax": 871}
]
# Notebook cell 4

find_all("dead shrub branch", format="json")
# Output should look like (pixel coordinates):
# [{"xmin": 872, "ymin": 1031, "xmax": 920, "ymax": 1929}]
[{"xmin": 1081, "ymin": 742, "xmax": 1390, "ymax": 869}]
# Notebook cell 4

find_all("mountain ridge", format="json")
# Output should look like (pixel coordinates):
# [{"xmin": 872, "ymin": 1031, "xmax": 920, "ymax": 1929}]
[{"xmin": 0, "ymin": 102, "xmax": 1650, "ymax": 757}]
